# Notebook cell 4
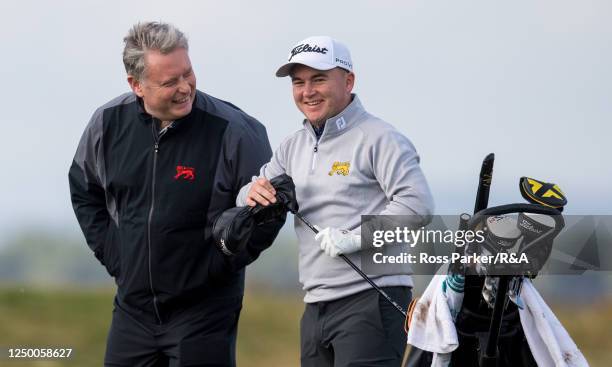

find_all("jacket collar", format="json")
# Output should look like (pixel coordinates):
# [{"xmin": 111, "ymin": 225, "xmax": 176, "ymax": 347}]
[
  {"xmin": 302, "ymin": 94, "xmax": 366, "ymax": 140},
  {"xmin": 136, "ymin": 92, "xmax": 199, "ymax": 129}
]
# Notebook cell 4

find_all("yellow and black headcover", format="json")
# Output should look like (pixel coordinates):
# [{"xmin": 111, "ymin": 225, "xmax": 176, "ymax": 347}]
[{"xmin": 519, "ymin": 177, "xmax": 567, "ymax": 212}]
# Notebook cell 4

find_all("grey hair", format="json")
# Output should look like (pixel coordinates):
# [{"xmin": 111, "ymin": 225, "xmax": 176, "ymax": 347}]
[{"xmin": 122, "ymin": 21, "xmax": 189, "ymax": 81}]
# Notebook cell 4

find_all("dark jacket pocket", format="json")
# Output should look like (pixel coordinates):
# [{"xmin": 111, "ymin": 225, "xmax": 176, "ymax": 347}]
[{"xmin": 102, "ymin": 222, "xmax": 121, "ymax": 278}]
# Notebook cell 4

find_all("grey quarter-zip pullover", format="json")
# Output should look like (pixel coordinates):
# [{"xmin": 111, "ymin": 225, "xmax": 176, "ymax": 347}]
[{"xmin": 237, "ymin": 95, "xmax": 434, "ymax": 302}]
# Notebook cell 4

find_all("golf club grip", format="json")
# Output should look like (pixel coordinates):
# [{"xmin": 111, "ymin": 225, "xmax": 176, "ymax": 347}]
[
  {"xmin": 474, "ymin": 153, "xmax": 494, "ymax": 214},
  {"xmin": 295, "ymin": 213, "xmax": 407, "ymax": 317}
]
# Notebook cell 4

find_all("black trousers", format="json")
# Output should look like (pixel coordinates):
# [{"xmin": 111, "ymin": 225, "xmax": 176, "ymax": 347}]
[
  {"xmin": 300, "ymin": 287, "xmax": 411, "ymax": 367},
  {"xmin": 104, "ymin": 296, "xmax": 242, "ymax": 367}
]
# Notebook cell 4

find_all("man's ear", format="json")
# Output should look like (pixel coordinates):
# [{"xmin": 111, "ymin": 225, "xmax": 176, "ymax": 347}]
[
  {"xmin": 127, "ymin": 75, "xmax": 144, "ymax": 97},
  {"xmin": 345, "ymin": 72, "xmax": 355, "ymax": 93}
]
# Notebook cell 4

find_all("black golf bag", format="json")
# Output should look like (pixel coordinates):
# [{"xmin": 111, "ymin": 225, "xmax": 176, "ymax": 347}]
[{"xmin": 405, "ymin": 154, "xmax": 567, "ymax": 367}]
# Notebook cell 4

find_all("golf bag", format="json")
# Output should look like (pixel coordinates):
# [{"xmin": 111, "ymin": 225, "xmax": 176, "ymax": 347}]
[{"xmin": 406, "ymin": 154, "xmax": 569, "ymax": 367}]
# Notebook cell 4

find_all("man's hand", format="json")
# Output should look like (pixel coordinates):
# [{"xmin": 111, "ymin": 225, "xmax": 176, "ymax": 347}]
[
  {"xmin": 314, "ymin": 227, "xmax": 361, "ymax": 257},
  {"xmin": 246, "ymin": 178, "xmax": 277, "ymax": 207}
]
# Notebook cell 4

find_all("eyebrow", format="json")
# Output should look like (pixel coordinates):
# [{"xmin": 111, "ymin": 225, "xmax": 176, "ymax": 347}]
[{"xmin": 161, "ymin": 77, "xmax": 178, "ymax": 86}]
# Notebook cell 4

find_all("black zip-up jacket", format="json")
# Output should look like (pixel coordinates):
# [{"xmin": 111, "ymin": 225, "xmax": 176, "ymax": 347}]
[{"xmin": 69, "ymin": 91, "xmax": 282, "ymax": 324}]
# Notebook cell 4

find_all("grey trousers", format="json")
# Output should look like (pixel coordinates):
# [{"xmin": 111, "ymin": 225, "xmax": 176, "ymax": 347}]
[{"xmin": 300, "ymin": 287, "xmax": 411, "ymax": 367}]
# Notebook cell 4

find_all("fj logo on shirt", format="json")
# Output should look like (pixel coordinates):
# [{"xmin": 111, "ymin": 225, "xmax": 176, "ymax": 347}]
[
  {"xmin": 336, "ymin": 117, "xmax": 347, "ymax": 130},
  {"xmin": 174, "ymin": 166, "xmax": 195, "ymax": 181},
  {"xmin": 328, "ymin": 161, "xmax": 350, "ymax": 176}
]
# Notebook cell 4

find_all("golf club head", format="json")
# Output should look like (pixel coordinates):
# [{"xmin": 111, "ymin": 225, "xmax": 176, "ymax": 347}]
[
  {"xmin": 468, "ymin": 215, "xmax": 522, "ymax": 275},
  {"xmin": 517, "ymin": 212, "xmax": 555, "ymax": 239},
  {"xmin": 482, "ymin": 276, "xmax": 497, "ymax": 308},
  {"xmin": 485, "ymin": 215, "xmax": 522, "ymax": 251},
  {"xmin": 516, "ymin": 212, "xmax": 557, "ymax": 277},
  {"xmin": 507, "ymin": 277, "xmax": 525, "ymax": 310}
]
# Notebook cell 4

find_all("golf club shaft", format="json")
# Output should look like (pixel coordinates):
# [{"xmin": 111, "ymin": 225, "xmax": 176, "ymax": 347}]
[
  {"xmin": 483, "ymin": 275, "xmax": 509, "ymax": 363},
  {"xmin": 473, "ymin": 153, "xmax": 505, "ymax": 365},
  {"xmin": 295, "ymin": 212, "xmax": 407, "ymax": 317}
]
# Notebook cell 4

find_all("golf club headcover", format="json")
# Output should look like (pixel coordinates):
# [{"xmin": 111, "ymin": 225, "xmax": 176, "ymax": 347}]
[
  {"xmin": 249, "ymin": 174, "xmax": 298, "ymax": 225},
  {"xmin": 269, "ymin": 173, "xmax": 299, "ymax": 214},
  {"xmin": 519, "ymin": 177, "xmax": 567, "ymax": 212},
  {"xmin": 212, "ymin": 206, "xmax": 255, "ymax": 256},
  {"xmin": 212, "ymin": 174, "xmax": 298, "ymax": 257},
  {"xmin": 251, "ymin": 204, "xmax": 288, "ymax": 226}
]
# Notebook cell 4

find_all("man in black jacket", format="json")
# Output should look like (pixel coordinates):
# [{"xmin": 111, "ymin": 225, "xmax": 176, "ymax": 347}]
[{"xmin": 68, "ymin": 22, "xmax": 282, "ymax": 366}]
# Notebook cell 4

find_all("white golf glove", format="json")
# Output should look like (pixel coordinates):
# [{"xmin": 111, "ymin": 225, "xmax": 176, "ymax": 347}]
[{"xmin": 314, "ymin": 227, "xmax": 361, "ymax": 258}]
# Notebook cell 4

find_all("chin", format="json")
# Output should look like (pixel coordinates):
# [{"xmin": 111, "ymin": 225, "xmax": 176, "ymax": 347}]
[
  {"xmin": 304, "ymin": 112, "xmax": 323, "ymax": 123},
  {"xmin": 175, "ymin": 106, "xmax": 193, "ymax": 118}
]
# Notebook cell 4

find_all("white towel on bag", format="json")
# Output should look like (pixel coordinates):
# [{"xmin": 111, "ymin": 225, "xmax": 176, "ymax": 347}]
[
  {"xmin": 407, "ymin": 275, "xmax": 589, "ymax": 367},
  {"xmin": 407, "ymin": 275, "xmax": 458, "ymax": 366},
  {"xmin": 519, "ymin": 280, "xmax": 589, "ymax": 367}
]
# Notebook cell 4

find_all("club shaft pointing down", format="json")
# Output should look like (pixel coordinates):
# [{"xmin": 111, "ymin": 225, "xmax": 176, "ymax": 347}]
[{"xmin": 295, "ymin": 212, "xmax": 407, "ymax": 317}]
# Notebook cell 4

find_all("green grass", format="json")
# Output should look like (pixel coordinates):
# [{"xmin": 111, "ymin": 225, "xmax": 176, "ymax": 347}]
[
  {"xmin": 0, "ymin": 287, "xmax": 113, "ymax": 366},
  {"xmin": 0, "ymin": 286, "xmax": 302, "ymax": 367},
  {"xmin": 0, "ymin": 287, "xmax": 610, "ymax": 366},
  {"xmin": 553, "ymin": 301, "xmax": 612, "ymax": 367}
]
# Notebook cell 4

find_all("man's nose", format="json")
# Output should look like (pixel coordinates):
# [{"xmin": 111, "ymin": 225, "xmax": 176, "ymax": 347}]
[{"xmin": 303, "ymin": 83, "xmax": 316, "ymax": 97}]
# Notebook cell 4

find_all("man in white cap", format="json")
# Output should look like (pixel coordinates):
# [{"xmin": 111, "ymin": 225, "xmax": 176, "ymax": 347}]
[{"xmin": 237, "ymin": 36, "xmax": 434, "ymax": 366}]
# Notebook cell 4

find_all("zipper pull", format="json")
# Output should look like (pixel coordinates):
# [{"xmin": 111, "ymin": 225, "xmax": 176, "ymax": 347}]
[{"xmin": 154, "ymin": 142, "xmax": 159, "ymax": 153}]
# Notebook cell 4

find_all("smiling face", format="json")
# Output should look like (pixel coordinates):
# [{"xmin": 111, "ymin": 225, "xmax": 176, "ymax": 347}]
[
  {"xmin": 127, "ymin": 47, "xmax": 196, "ymax": 123},
  {"xmin": 290, "ymin": 64, "xmax": 354, "ymax": 127}
]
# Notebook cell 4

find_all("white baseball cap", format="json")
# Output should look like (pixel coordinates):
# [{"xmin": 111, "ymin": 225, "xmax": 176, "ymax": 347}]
[{"xmin": 275, "ymin": 36, "xmax": 353, "ymax": 77}]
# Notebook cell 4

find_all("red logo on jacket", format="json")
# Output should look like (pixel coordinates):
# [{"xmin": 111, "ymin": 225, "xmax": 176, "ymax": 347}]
[{"xmin": 174, "ymin": 166, "xmax": 195, "ymax": 181}]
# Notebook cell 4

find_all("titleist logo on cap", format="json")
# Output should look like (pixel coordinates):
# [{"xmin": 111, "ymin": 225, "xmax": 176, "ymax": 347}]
[{"xmin": 288, "ymin": 43, "xmax": 328, "ymax": 61}]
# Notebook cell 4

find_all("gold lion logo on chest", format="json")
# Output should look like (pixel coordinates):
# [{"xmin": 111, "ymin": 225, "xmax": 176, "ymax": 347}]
[{"xmin": 328, "ymin": 161, "xmax": 350, "ymax": 176}]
